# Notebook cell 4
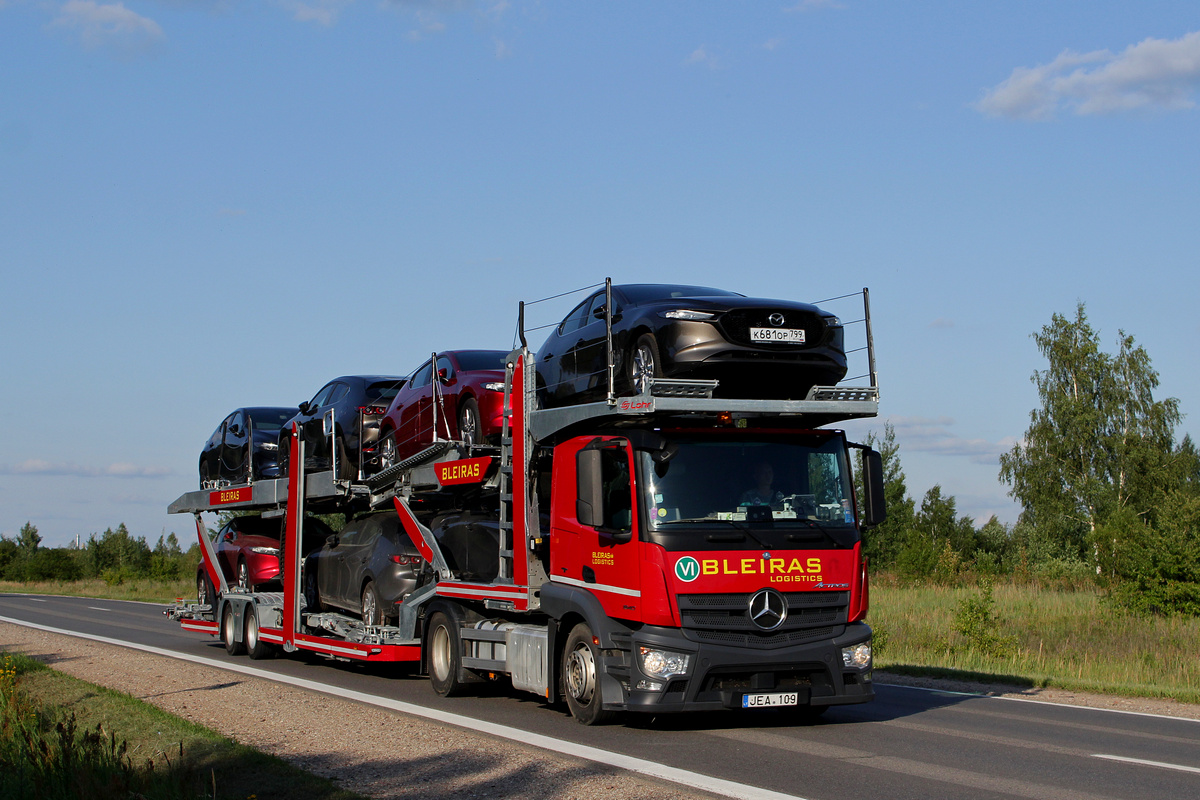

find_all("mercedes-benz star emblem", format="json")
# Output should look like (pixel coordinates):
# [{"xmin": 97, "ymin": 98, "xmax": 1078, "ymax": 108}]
[
  {"xmin": 748, "ymin": 589, "xmax": 788, "ymax": 631},
  {"xmin": 768, "ymin": 313, "xmax": 786, "ymax": 327}
]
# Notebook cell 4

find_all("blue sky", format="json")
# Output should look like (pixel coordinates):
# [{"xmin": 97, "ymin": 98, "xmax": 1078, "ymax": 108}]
[{"xmin": 2, "ymin": 1, "xmax": 1198, "ymax": 548}]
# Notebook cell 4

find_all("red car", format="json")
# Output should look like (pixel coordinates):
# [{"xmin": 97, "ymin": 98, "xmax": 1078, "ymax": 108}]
[
  {"xmin": 378, "ymin": 350, "xmax": 509, "ymax": 466},
  {"xmin": 197, "ymin": 514, "xmax": 334, "ymax": 601}
]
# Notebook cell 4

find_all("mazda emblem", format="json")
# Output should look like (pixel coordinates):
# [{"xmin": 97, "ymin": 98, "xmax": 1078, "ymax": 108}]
[
  {"xmin": 768, "ymin": 313, "xmax": 785, "ymax": 327},
  {"xmin": 748, "ymin": 589, "xmax": 788, "ymax": 631}
]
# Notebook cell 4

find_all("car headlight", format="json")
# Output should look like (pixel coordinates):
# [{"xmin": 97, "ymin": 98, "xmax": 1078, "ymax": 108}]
[
  {"xmin": 660, "ymin": 309, "xmax": 716, "ymax": 321},
  {"xmin": 483, "ymin": 382, "xmax": 506, "ymax": 392},
  {"xmin": 842, "ymin": 642, "xmax": 871, "ymax": 669},
  {"xmin": 260, "ymin": 442, "xmax": 278, "ymax": 450},
  {"xmin": 250, "ymin": 547, "xmax": 281, "ymax": 556},
  {"xmin": 824, "ymin": 316, "xmax": 841, "ymax": 327},
  {"xmin": 638, "ymin": 646, "xmax": 691, "ymax": 679}
]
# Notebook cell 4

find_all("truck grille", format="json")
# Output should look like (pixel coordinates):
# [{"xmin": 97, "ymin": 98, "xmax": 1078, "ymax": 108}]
[{"xmin": 676, "ymin": 591, "xmax": 848, "ymax": 649}]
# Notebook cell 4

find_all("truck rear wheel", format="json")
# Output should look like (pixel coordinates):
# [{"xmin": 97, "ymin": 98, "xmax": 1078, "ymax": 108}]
[
  {"xmin": 245, "ymin": 607, "xmax": 275, "ymax": 660},
  {"xmin": 222, "ymin": 604, "xmax": 245, "ymax": 656},
  {"xmin": 427, "ymin": 612, "xmax": 468, "ymax": 696},
  {"xmin": 562, "ymin": 623, "xmax": 615, "ymax": 725}
]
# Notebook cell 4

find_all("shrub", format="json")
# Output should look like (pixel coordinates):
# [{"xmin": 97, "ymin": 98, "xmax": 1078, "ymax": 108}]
[{"xmin": 953, "ymin": 580, "xmax": 1018, "ymax": 657}]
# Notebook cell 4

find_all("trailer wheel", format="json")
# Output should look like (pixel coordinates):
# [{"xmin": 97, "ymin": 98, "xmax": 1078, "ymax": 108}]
[
  {"xmin": 563, "ymin": 623, "xmax": 615, "ymax": 725},
  {"xmin": 277, "ymin": 433, "xmax": 290, "ymax": 478},
  {"xmin": 458, "ymin": 397, "xmax": 480, "ymax": 449},
  {"xmin": 627, "ymin": 334, "xmax": 661, "ymax": 396},
  {"xmin": 427, "ymin": 612, "xmax": 468, "ymax": 696},
  {"xmin": 244, "ymin": 607, "xmax": 275, "ymax": 660},
  {"xmin": 222, "ymin": 604, "xmax": 245, "ymax": 656}
]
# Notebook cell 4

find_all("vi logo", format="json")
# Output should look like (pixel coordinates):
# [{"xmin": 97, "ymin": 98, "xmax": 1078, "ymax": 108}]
[{"xmin": 675, "ymin": 556, "xmax": 701, "ymax": 583}]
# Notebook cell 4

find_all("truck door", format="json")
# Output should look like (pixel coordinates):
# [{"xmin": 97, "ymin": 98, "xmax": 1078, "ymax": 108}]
[{"xmin": 553, "ymin": 437, "xmax": 643, "ymax": 621}]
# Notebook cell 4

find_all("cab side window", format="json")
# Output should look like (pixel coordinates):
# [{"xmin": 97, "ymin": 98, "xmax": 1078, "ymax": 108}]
[{"xmin": 601, "ymin": 449, "xmax": 632, "ymax": 533}]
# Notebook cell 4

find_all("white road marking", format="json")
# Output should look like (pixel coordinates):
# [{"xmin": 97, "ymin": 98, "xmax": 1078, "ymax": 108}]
[
  {"xmin": 0, "ymin": 614, "xmax": 806, "ymax": 800},
  {"xmin": 877, "ymin": 681, "xmax": 1200, "ymax": 725},
  {"xmin": 27, "ymin": 598, "xmax": 46, "ymax": 602},
  {"xmin": 88, "ymin": 607, "xmax": 110, "ymax": 612},
  {"xmin": 1092, "ymin": 754, "xmax": 1200, "ymax": 774}
]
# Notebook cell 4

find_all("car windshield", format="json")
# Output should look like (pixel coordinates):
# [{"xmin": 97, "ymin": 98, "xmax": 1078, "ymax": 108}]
[
  {"xmin": 639, "ymin": 435, "xmax": 857, "ymax": 542},
  {"xmin": 246, "ymin": 409, "xmax": 295, "ymax": 430},
  {"xmin": 365, "ymin": 380, "xmax": 406, "ymax": 403},
  {"xmin": 618, "ymin": 284, "xmax": 742, "ymax": 303},
  {"xmin": 453, "ymin": 350, "xmax": 509, "ymax": 372}
]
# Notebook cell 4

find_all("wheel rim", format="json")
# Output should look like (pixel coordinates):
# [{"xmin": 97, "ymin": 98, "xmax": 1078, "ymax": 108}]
[
  {"xmin": 380, "ymin": 436, "xmax": 396, "ymax": 468},
  {"xmin": 362, "ymin": 586, "xmax": 376, "ymax": 625},
  {"xmin": 631, "ymin": 344, "xmax": 656, "ymax": 395},
  {"xmin": 431, "ymin": 624, "xmax": 451, "ymax": 682},
  {"xmin": 223, "ymin": 607, "xmax": 236, "ymax": 645},
  {"xmin": 460, "ymin": 407, "xmax": 478, "ymax": 448},
  {"xmin": 197, "ymin": 575, "xmax": 209, "ymax": 605},
  {"xmin": 238, "ymin": 561, "xmax": 249, "ymax": 590},
  {"xmin": 246, "ymin": 613, "xmax": 258, "ymax": 650},
  {"xmin": 565, "ymin": 642, "xmax": 597, "ymax": 705}
]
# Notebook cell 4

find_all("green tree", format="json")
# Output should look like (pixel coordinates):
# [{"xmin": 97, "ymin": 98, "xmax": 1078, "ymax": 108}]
[
  {"xmin": 17, "ymin": 522, "xmax": 41, "ymax": 554},
  {"xmin": 999, "ymin": 303, "xmax": 1181, "ymax": 563},
  {"xmin": 859, "ymin": 423, "xmax": 915, "ymax": 568}
]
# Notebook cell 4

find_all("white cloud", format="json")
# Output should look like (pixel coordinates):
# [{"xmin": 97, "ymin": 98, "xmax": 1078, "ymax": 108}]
[
  {"xmin": 978, "ymin": 30, "xmax": 1200, "ymax": 120},
  {"xmin": 885, "ymin": 416, "xmax": 1016, "ymax": 465},
  {"xmin": 685, "ymin": 46, "xmax": 719, "ymax": 69},
  {"xmin": 50, "ymin": 1, "xmax": 164, "ymax": 53},
  {"xmin": 928, "ymin": 317, "xmax": 954, "ymax": 329},
  {"xmin": 0, "ymin": 460, "xmax": 174, "ymax": 478},
  {"xmin": 275, "ymin": 0, "xmax": 351, "ymax": 26},
  {"xmin": 762, "ymin": 37, "xmax": 783, "ymax": 52}
]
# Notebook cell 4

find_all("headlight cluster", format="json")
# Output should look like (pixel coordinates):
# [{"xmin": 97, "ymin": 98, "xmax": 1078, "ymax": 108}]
[
  {"xmin": 484, "ymin": 382, "xmax": 506, "ymax": 392},
  {"xmin": 250, "ymin": 546, "xmax": 281, "ymax": 556},
  {"xmin": 842, "ymin": 642, "xmax": 871, "ymax": 669},
  {"xmin": 638, "ymin": 646, "xmax": 690, "ymax": 680},
  {"xmin": 660, "ymin": 309, "xmax": 715, "ymax": 321}
]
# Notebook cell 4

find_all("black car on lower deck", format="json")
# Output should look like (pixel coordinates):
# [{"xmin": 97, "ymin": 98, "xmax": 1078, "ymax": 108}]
[
  {"xmin": 533, "ymin": 284, "xmax": 847, "ymax": 406},
  {"xmin": 279, "ymin": 375, "xmax": 406, "ymax": 481},
  {"xmin": 199, "ymin": 407, "xmax": 298, "ymax": 487},
  {"xmin": 303, "ymin": 512, "xmax": 426, "ymax": 626}
]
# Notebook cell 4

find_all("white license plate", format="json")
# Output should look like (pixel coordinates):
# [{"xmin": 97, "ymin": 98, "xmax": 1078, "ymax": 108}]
[
  {"xmin": 750, "ymin": 327, "xmax": 806, "ymax": 343},
  {"xmin": 742, "ymin": 691, "xmax": 799, "ymax": 708}
]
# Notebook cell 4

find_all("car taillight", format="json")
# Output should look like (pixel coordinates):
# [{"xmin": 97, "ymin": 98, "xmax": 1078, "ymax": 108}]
[
  {"xmin": 390, "ymin": 554, "xmax": 424, "ymax": 566},
  {"xmin": 359, "ymin": 406, "xmax": 387, "ymax": 415}
]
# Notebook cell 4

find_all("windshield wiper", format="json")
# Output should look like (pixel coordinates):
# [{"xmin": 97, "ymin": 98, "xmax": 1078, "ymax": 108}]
[
  {"xmin": 788, "ymin": 518, "xmax": 857, "ymax": 548},
  {"xmin": 657, "ymin": 518, "xmax": 771, "ymax": 550}
]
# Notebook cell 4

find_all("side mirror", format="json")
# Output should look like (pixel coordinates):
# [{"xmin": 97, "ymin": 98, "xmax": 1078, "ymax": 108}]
[
  {"xmin": 437, "ymin": 368, "xmax": 450, "ymax": 383},
  {"xmin": 229, "ymin": 425, "xmax": 242, "ymax": 437},
  {"xmin": 298, "ymin": 401, "xmax": 312, "ymax": 415},
  {"xmin": 326, "ymin": 534, "xmax": 340, "ymax": 548},
  {"xmin": 860, "ymin": 448, "xmax": 887, "ymax": 529}
]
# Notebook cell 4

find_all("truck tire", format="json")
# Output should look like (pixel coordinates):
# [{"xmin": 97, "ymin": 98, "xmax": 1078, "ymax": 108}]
[
  {"xmin": 427, "ymin": 612, "xmax": 469, "ymax": 696},
  {"xmin": 562, "ymin": 623, "xmax": 615, "ymax": 725},
  {"xmin": 222, "ymin": 604, "xmax": 245, "ymax": 656},
  {"xmin": 244, "ymin": 607, "xmax": 275, "ymax": 660}
]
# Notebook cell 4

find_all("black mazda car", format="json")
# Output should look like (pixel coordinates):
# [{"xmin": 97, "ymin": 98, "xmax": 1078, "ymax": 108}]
[
  {"xmin": 278, "ymin": 375, "xmax": 406, "ymax": 480},
  {"xmin": 199, "ymin": 407, "xmax": 298, "ymax": 488},
  {"xmin": 533, "ymin": 284, "xmax": 846, "ymax": 406}
]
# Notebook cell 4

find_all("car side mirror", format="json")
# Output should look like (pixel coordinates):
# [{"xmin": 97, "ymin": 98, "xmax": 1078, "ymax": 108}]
[
  {"xmin": 437, "ymin": 368, "xmax": 450, "ymax": 384},
  {"xmin": 229, "ymin": 425, "xmax": 242, "ymax": 436},
  {"xmin": 298, "ymin": 401, "xmax": 312, "ymax": 415},
  {"xmin": 326, "ymin": 534, "xmax": 340, "ymax": 548}
]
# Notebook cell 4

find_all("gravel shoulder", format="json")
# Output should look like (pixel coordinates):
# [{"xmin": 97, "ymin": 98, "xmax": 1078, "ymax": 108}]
[{"xmin": 0, "ymin": 621, "xmax": 714, "ymax": 800}]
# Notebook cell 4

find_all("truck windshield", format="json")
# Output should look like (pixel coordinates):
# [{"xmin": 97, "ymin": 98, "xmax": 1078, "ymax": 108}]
[{"xmin": 639, "ymin": 435, "xmax": 857, "ymax": 547}]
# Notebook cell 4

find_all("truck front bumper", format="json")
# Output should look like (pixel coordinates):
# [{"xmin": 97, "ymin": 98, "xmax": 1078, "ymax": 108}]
[{"xmin": 606, "ymin": 622, "xmax": 874, "ymax": 714}]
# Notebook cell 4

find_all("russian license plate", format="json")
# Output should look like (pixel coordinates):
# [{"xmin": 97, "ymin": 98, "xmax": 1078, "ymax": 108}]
[
  {"xmin": 742, "ymin": 691, "xmax": 799, "ymax": 708},
  {"xmin": 750, "ymin": 327, "xmax": 806, "ymax": 343}
]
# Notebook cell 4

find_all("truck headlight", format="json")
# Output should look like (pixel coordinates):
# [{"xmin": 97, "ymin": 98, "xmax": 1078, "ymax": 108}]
[
  {"xmin": 842, "ymin": 642, "xmax": 871, "ymax": 669},
  {"xmin": 638, "ymin": 646, "xmax": 690, "ymax": 679}
]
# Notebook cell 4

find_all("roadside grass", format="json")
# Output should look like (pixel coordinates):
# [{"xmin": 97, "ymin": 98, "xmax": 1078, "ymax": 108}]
[
  {"xmin": 1, "ymin": 650, "xmax": 364, "ymax": 800},
  {"xmin": 871, "ymin": 577, "xmax": 1200, "ymax": 704},
  {"xmin": 0, "ymin": 577, "xmax": 195, "ymax": 605}
]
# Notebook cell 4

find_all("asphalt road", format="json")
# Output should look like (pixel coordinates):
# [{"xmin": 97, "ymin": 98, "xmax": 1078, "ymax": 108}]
[{"xmin": 2, "ymin": 593, "xmax": 1198, "ymax": 800}]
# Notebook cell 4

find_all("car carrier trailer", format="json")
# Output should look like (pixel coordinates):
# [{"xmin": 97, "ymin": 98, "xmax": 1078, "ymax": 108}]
[{"xmin": 167, "ymin": 284, "xmax": 886, "ymax": 723}]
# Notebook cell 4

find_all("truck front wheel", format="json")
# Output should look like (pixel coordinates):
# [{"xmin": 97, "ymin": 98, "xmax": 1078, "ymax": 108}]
[
  {"xmin": 562, "ymin": 623, "xmax": 615, "ymax": 725},
  {"xmin": 427, "ymin": 612, "xmax": 468, "ymax": 696}
]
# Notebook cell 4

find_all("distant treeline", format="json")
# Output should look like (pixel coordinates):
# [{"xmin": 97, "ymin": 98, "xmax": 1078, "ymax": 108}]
[{"xmin": 0, "ymin": 522, "xmax": 199, "ymax": 585}]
